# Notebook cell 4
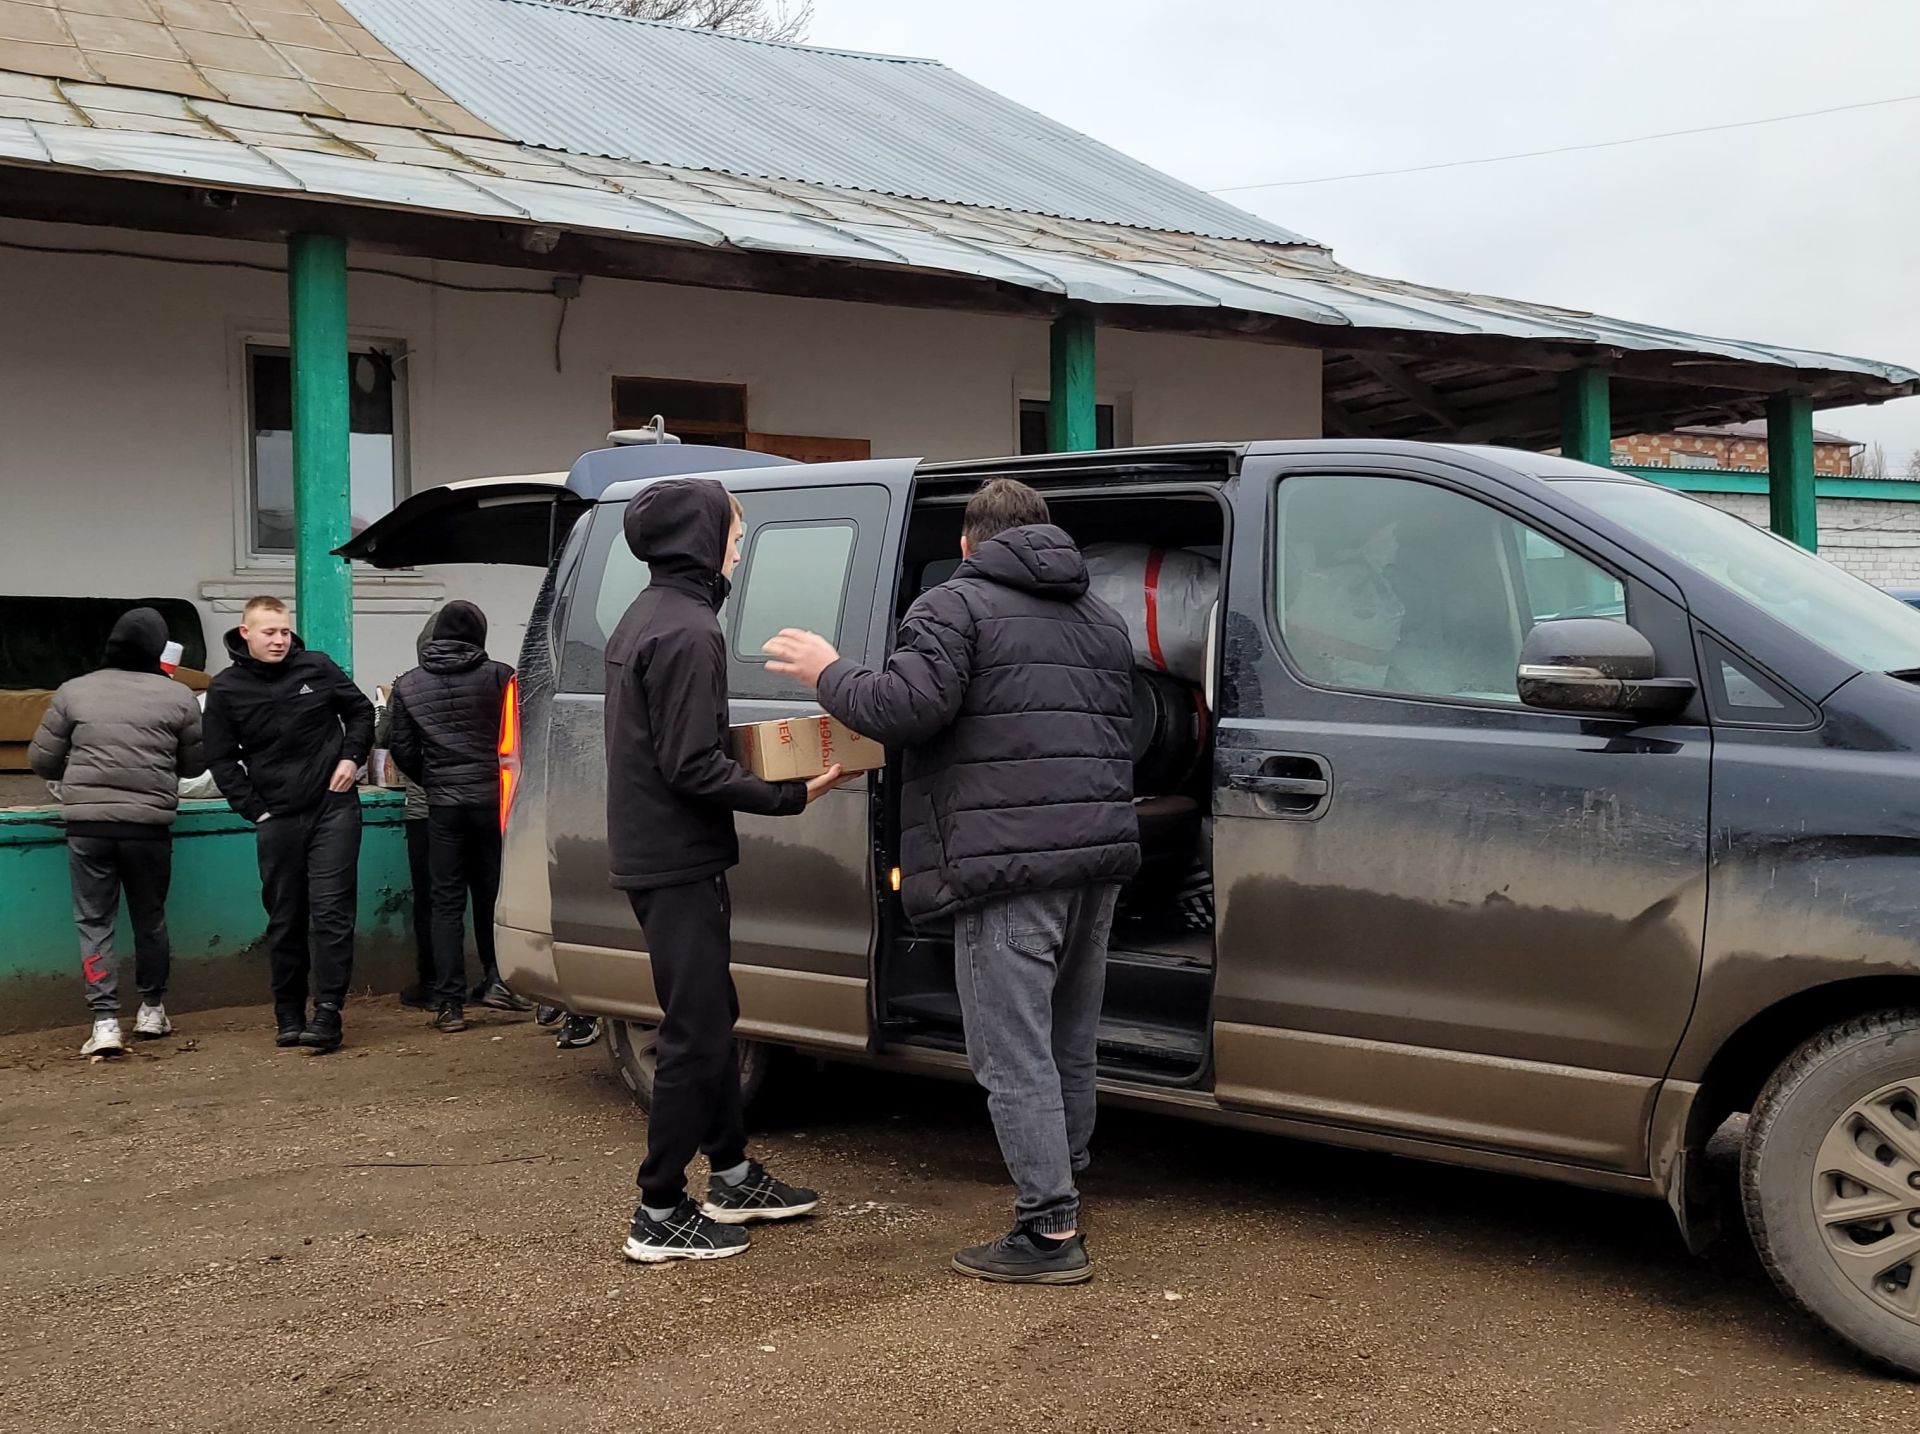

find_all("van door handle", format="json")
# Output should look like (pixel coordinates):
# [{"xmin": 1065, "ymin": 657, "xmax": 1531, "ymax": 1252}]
[
  {"xmin": 1229, "ymin": 773, "xmax": 1328, "ymax": 799},
  {"xmin": 1223, "ymin": 752, "xmax": 1333, "ymax": 818}
]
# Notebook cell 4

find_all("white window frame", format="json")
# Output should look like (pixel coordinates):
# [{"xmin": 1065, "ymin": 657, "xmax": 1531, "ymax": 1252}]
[{"xmin": 227, "ymin": 323, "xmax": 416, "ymax": 575}]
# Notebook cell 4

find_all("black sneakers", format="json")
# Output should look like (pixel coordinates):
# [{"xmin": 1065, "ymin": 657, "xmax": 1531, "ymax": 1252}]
[
  {"xmin": 474, "ymin": 979, "xmax": 534, "ymax": 1013},
  {"xmin": 534, "ymin": 1004, "xmax": 564, "ymax": 1027},
  {"xmin": 274, "ymin": 1007, "xmax": 306, "ymax": 1048},
  {"xmin": 299, "ymin": 1003, "xmax": 343, "ymax": 1053},
  {"xmin": 555, "ymin": 1013, "xmax": 602, "ymax": 1050},
  {"xmin": 433, "ymin": 1001, "xmax": 468, "ymax": 1033},
  {"xmin": 623, "ymin": 1200, "xmax": 751, "ymax": 1263},
  {"xmin": 700, "ymin": 1162, "xmax": 820, "ymax": 1225},
  {"xmin": 952, "ymin": 1227, "xmax": 1092, "ymax": 1285}
]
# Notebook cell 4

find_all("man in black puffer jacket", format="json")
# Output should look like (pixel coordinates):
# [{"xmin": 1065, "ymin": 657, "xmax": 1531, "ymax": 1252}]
[
  {"xmin": 389, "ymin": 601, "xmax": 525, "ymax": 1032},
  {"xmin": 766, "ymin": 478, "xmax": 1139, "ymax": 1285},
  {"xmin": 204, "ymin": 595, "xmax": 375, "ymax": 1052}
]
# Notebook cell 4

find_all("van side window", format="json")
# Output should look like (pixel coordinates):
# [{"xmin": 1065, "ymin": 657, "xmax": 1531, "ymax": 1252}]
[
  {"xmin": 1699, "ymin": 634, "xmax": 1817, "ymax": 726},
  {"xmin": 559, "ymin": 506, "xmax": 648, "ymax": 695},
  {"xmin": 732, "ymin": 522, "xmax": 857, "ymax": 660},
  {"xmin": 1274, "ymin": 474, "xmax": 1625, "ymax": 704}
]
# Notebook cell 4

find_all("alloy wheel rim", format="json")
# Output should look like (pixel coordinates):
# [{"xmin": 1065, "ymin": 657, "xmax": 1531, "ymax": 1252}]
[{"xmin": 1812, "ymin": 1077, "xmax": 1920, "ymax": 1324}]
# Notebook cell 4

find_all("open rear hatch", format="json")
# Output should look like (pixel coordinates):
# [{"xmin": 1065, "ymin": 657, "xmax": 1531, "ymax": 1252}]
[{"xmin": 335, "ymin": 475, "xmax": 587, "ymax": 569}]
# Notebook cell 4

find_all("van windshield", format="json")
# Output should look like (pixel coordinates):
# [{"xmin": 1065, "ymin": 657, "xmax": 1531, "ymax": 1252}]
[{"xmin": 1566, "ymin": 480, "xmax": 1920, "ymax": 674}]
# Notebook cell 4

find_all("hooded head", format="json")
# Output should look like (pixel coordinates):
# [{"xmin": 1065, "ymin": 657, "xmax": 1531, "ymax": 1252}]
[
  {"xmin": 960, "ymin": 524, "xmax": 1090, "ymax": 603},
  {"xmin": 624, "ymin": 479, "xmax": 740, "ymax": 607},
  {"xmin": 420, "ymin": 599, "xmax": 491, "ymax": 675},
  {"xmin": 104, "ymin": 607, "xmax": 169, "ymax": 675},
  {"xmin": 432, "ymin": 600, "xmax": 488, "ymax": 648}
]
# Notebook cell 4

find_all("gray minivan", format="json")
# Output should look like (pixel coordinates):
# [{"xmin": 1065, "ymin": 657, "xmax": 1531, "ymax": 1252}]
[{"xmin": 349, "ymin": 438, "xmax": 1920, "ymax": 1375}]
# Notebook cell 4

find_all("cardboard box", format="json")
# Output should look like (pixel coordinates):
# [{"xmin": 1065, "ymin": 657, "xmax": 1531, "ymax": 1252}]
[{"xmin": 732, "ymin": 714, "xmax": 885, "ymax": 782}]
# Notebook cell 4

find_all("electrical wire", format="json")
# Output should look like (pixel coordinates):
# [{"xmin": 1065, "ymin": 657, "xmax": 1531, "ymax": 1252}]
[{"xmin": 1207, "ymin": 91, "xmax": 1920, "ymax": 192}]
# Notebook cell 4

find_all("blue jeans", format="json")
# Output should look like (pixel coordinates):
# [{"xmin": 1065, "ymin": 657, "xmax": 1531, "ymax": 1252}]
[{"xmin": 954, "ymin": 884, "xmax": 1120, "ymax": 1235}]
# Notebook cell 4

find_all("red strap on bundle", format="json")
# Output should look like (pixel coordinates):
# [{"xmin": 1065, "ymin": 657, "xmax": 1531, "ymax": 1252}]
[{"xmin": 1143, "ymin": 549, "xmax": 1168, "ymax": 672}]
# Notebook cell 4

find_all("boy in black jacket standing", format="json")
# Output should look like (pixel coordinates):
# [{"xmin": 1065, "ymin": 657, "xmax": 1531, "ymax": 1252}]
[
  {"xmin": 388, "ymin": 600, "xmax": 525, "ymax": 1034},
  {"xmin": 204, "ymin": 595, "xmax": 375, "ymax": 1052},
  {"xmin": 606, "ymin": 478, "xmax": 841, "ymax": 1263}
]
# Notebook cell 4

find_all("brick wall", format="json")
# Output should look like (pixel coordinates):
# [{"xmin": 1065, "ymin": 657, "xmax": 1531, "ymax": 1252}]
[
  {"xmin": 1691, "ymin": 493, "xmax": 1920, "ymax": 586},
  {"xmin": 1612, "ymin": 432, "xmax": 1854, "ymax": 476}
]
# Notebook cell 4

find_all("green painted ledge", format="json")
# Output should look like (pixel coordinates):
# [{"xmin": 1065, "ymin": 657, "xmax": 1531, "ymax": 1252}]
[
  {"xmin": 0, "ymin": 789, "xmax": 416, "ymax": 1034},
  {"xmin": 1615, "ymin": 466, "xmax": 1920, "ymax": 503}
]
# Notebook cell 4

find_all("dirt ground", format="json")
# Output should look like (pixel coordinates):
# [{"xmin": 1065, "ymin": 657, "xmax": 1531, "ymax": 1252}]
[{"xmin": 2, "ymin": 998, "xmax": 1915, "ymax": 1433}]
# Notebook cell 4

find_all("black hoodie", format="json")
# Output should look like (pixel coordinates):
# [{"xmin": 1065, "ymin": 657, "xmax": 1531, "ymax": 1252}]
[
  {"xmin": 389, "ymin": 601, "xmax": 515, "ymax": 809},
  {"xmin": 817, "ymin": 523, "xmax": 1139, "ymax": 921},
  {"xmin": 203, "ymin": 628, "xmax": 376, "ymax": 823},
  {"xmin": 604, "ymin": 478, "xmax": 806, "ymax": 891}
]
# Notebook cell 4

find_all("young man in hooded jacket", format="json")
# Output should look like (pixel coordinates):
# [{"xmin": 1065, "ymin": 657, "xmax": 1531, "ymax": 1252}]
[
  {"xmin": 203, "ymin": 596, "xmax": 375, "ymax": 1052},
  {"xmin": 388, "ymin": 600, "xmax": 529, "ymax": 1033},
  {"xmin": 30, "ymin": 608, "xmax": 206, "ymax": 1057},
  {"xmin": 606, "ymin": 477, "xmax": 843, "ymax": 1263},
  {"xmin": 766, "ymin": 478, "xmax": 1139, "ymax": 1284}
]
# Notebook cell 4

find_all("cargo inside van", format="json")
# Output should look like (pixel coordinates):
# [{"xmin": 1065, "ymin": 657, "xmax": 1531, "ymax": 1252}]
[{"xmin": 875, "ymin": 485, "xmax": 1226, "ymax": 1084}]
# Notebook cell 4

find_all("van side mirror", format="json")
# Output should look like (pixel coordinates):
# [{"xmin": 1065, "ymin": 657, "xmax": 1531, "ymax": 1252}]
[{"xmin": 1517, "ymin": 619, "xmax": 1696, "ymax": 719}]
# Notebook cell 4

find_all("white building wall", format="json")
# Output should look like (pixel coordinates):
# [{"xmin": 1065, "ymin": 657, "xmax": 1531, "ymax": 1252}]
[
  {"xmin": 0, "ymin": 219, "xmax": 1320, "ymax": 687},
  {"xmin": 1691, "ymin": 493, "xmax": 1920, "ymax": 587}
]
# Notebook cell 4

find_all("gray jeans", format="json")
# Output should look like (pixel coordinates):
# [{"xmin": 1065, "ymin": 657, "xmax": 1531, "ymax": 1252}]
[
  {"xmin": 69, "ymin": 834, "xmax": 173, "ymax": 1017},
  {"xmin": 953, "ymin": 884, "xmax": 1120, "ymax": 1235}
]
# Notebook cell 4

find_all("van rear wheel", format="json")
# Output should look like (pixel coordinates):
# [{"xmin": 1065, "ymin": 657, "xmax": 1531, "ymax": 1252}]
[
  {"xmin": 605, "ymin": 1019, "xmax": 771, "ymax": 1116},
  {"xmin": 1743, "ymin": 1009, "xmax": 1920, "ymax": 1376}
]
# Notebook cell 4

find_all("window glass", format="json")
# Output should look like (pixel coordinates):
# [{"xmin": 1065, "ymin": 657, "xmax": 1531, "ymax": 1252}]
[
  {"xmin": 1567, "ymin": 480, "xmax": 1920, "ymax": 675},
  {"xmin": 1720, "ymin": 659, "xmax": 1786, "ymax": 711},
  {"xmin": 733, "ymin": 523, "xmax": 856, "ymax": 659},
  {"xmin": 1275, "ymin": 475, "xmax": 1624, "ymax": 704},
  {"xmin": 560, "ymin": 507, "xmax": 648, "ymax": 694},
  {"xmin": 249, "ymin": 343, "xmax": 404, "ymax": 555},
  {"xmin": 1018, "ymin": 399, "xmax": 1116, "ymax": 455}
]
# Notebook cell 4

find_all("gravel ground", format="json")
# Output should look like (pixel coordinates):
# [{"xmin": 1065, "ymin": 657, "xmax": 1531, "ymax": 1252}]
[{"xmin": 0, "ymin": 996, "xmax": 1913, "ymax": 1433}]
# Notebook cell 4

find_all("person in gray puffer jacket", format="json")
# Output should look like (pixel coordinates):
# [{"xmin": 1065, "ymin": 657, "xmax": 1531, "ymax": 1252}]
[{"xmin": 29, "ymin": 608, "xmax": 206, "ymax": 1057}]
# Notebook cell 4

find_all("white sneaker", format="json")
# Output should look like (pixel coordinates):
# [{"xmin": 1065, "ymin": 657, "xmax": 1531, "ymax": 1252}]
[
  {"xmin": 135, "ymin": 1003, "xmax": 172, "ymax": 1039},
  {"xmin": 81, "ymin": 1018, "xmax": 125, "ymax": 1058}
]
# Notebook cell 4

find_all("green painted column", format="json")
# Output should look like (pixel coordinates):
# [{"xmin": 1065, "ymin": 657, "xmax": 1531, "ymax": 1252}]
[
  {"xmin": 1767, "ymin": 394, "xmax": 1818, "ymax": 551},
  {"xmin": 288, "ymin": 232, "xmax": 355, "ymax": 674},
  {"xmin": 1559, "ymin": 368, "xmax": 1612, "ymax": 466},
  {"xmin": 1048, "ymin": 310, "xmax": 1097, "ymax": 453}
]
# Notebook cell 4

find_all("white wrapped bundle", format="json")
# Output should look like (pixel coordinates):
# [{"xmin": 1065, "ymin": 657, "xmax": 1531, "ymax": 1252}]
[{"xmin": 1082, "ymin": 544, "xmax": 1221, "ymax": 683}]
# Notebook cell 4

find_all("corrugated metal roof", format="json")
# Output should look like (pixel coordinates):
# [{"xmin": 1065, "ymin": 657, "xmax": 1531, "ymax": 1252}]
[
  {"xmin": 1678, "ymin": 419, "xmax": 1856, "ymax": 445},
  {"xmin": 0, "ymin": 80, "xmax": 1914, "ymax": 399},
  {"xmin": 338, "ymin": 0, "xmax": 1315, "ymax": 247}
]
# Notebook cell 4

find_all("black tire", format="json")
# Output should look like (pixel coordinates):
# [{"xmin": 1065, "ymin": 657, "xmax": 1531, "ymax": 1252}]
[
  {"xmin": 605, "ymin": 1019, "xmax": 771, "ymax": 1116},
  {"xmin": 1742, "ymin": 1008, "xmax": 1920, "ymax": 1377}
]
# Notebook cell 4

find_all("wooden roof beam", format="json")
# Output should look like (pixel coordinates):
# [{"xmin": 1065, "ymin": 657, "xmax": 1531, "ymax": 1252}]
[{"xmin": 1347, "ymin": 351, "xmax": 1466, "ymax": 432}]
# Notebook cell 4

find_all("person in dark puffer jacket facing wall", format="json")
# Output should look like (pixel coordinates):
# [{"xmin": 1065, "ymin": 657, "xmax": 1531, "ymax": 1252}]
[
  {"xmin": 766, "ymin": 478, "xmax": 1140, "ymax": 1286},
  {"xmin": 30, "ymin": 608, "xmax": 207, "ymax": 1058},
  {"xmin": 388, "ymin": 601, "xmax": 529, "ymax": 1033}
]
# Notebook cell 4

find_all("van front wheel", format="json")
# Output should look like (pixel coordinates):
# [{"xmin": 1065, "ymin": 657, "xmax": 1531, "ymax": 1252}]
[
  {"xmin": 606, "ymin": 1020, "xmax": 771, "ymax": 1116},
  {"xmin": 1743, "ymin": 1008, "xmax": 1920, "ymax": 1376}
]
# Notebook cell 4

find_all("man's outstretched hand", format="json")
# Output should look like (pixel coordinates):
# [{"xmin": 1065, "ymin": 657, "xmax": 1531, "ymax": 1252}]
[{"xmin": 763, "ymin": 629, "xmax": 841, "ymax": 689}]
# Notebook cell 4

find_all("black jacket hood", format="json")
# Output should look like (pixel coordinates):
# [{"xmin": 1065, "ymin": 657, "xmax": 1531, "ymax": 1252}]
[
  {"xmin": 625, "ymin": 478, "xmax": 733, "ymax": 609},
  {"xmin": 104, "ymin": 607, "xmax": 169, "ymax": 674},
  {"xmin": 223, "ymin": 625, "xmax": 308, "ymax": 676},
  {"xmin": 960, "ymin": 524, "xmax": 1090, "ymax": 602},
  {"xmin": 422, "ymin": 601, "xmax": 490, "ymax": 675}
]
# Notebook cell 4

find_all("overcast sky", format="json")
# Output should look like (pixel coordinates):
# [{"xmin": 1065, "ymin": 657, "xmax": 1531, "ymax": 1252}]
[{"xmin": 807, "ymin": 0, "xmax": 1920, "ymax": 468}]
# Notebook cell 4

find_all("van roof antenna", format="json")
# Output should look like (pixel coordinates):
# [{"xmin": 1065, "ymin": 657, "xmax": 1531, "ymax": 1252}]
[{"xmin": 607, "ymin": 415, "xmax": 681, "ymax": 447}]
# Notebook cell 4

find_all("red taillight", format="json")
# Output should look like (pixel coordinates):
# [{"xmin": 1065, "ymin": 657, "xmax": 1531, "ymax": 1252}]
[{"xmin": 498, "ymin": 674, "xmax": 521, "ymax": 835}]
